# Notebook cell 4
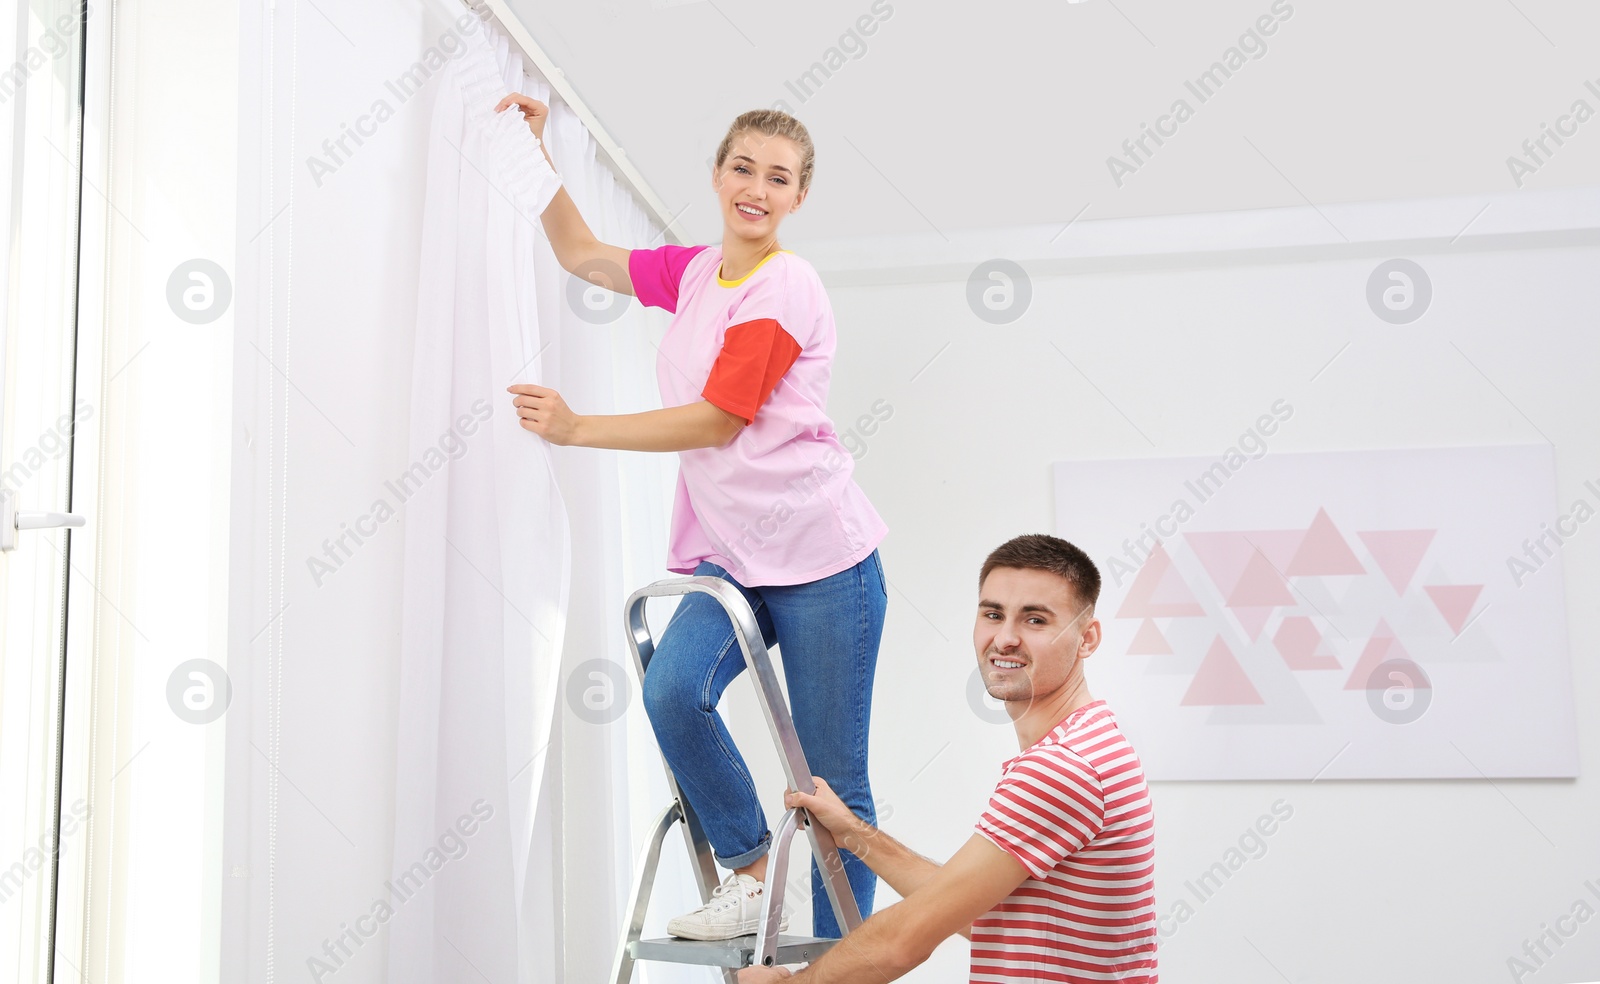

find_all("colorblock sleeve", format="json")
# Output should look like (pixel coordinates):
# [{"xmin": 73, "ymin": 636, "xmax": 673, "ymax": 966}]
[
  {"xmin": 975, "ymin": 749, "xmax": 1106, "ymax": 881},
  {"xmin": 628, "ymin": 243, "xmax": 709, "ymax": 313},
  {"xmin": 701, "ymin": 319, "xmax": 802, "ymax": 424}
]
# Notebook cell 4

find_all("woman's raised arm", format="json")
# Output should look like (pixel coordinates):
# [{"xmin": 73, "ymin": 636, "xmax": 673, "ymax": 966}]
[{"xmin": 494, "ymin": 93, "xmax": 635, "ymax": 297}]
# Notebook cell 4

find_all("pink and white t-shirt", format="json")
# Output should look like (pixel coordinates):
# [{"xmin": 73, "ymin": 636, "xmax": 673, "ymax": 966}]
[
  {"xmin": 628, "ymin": 243, "xmax": 887, "ymax": 587},
  {"xmin": 971, "ymin": 700, "xmax": 1158, "ymax": 983}
]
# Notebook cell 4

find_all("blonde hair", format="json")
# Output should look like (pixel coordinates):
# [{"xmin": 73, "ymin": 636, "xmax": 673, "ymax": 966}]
[{"xmin": 713, "ymin": 110, "xmax": 815, "ymax": 195}]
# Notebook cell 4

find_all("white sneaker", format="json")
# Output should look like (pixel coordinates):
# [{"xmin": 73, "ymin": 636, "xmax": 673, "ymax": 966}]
[{"xmin": 666, "ymin": 873, "xmax": 790, "ymax": 941}]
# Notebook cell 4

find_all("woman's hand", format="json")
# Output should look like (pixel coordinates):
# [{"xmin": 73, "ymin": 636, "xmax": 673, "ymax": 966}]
[
  {"xmin": 784, "ymin": 776, "xmax": 860, "ymax": 841},
  {"xmin": 508, "ymin": 383, "xmax": 582, "ymax": 446},
  {"xmin": 494, "ymin": 93, "xmax": 549, "ymax": 143},
  {"xmin": 737, "ymin": 966, "xmax": 792, "ymax": 982}
]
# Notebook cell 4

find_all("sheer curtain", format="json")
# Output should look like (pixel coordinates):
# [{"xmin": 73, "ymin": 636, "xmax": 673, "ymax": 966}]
[{"xmin": 387, "ymin": 17, "xmax": 683, "ymax": 983}]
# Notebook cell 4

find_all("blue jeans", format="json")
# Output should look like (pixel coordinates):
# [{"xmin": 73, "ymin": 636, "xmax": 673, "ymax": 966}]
[{"xmin": 641, "ymin": 549, "xmax": 887, "ymax": 940}]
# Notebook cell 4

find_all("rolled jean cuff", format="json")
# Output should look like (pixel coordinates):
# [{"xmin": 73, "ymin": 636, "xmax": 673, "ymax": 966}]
[{"xmin": 715, "ymin": 830, "xmax": 772, "ymax": 870}]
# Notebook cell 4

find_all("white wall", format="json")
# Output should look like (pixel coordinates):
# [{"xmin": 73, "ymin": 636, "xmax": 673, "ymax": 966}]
[
  {"xmin": 503, "ymin": 0, "xmax": 1600, "ymax": 244},
  {"xmin": 718, "ymin": 188, "xmax": 1600, "ymax": 981}
]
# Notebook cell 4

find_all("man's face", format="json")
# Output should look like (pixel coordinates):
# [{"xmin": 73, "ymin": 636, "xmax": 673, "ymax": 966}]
[{"xmin": 974, "ymin": 567, "xmax": 1096, "ymax": 708}]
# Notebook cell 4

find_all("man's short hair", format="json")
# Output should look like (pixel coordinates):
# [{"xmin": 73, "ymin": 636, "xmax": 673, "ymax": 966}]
[{"xmin": 979, "ymin": 534, "xmax": 1102, "ymax": 614}]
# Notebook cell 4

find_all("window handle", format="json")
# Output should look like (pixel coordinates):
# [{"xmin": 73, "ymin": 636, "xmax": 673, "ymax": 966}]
[{"xmin": 0, "ymin": 489, "xmax": 86, "ymax": 552}]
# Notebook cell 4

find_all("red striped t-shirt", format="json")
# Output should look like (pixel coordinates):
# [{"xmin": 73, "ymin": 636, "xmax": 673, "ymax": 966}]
[{"xmin": 972, "ymin": 700, "xmax": 1157, "ymax": 983}]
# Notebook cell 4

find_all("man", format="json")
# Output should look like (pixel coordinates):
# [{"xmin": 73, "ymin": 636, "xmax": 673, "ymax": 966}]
[{"xmin": 740, "ymin": 533, "xmax": 1157, "ymax": 982}]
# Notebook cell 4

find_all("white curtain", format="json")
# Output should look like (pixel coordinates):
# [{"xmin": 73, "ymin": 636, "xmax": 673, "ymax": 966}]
[{"xmin": 387, "ymin": 17, "xmax": 684, "ymax": 983}]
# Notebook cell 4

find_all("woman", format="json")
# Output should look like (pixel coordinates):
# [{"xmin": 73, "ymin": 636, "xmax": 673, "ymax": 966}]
[{"xmin": 494, "ymin": 94, "xmax": 887, "ymax": 942}]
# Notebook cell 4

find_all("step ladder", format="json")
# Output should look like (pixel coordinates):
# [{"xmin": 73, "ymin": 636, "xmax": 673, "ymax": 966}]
[{"xmin": 610, "ymin": 576, "xmax": 864, "ymax": 983}]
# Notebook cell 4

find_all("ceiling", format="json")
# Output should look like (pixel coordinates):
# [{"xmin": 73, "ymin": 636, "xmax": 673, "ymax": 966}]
[{"xmin": 506, "ymin": 0, "xmax": 1600, "ymax": 247}]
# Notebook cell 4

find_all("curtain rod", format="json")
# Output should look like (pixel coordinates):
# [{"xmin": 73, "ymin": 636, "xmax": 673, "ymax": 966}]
[{"xmin": 461, "ymin": 0, "xmax": 689, "ymax": 245}]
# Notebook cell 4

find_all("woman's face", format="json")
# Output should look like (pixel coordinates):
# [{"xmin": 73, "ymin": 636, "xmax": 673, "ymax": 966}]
[{"xmin": 712, "ymin": 131, "xmax": 806, "ymax": 241}]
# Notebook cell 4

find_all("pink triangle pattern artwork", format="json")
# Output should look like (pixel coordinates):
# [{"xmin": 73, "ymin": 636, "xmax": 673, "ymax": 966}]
[
  {"xmin": 1343, "ymin": 618, "xmax": 1431, "ymax": 690},
  {"xmin": 1273, "ymin": 615, "xmax": 1340, "ymax": 670},
  {"xmin": 1127, "ymin": 618, "xmax": 1174, "ymax": 655},
  {"xmin": 1186, "ymin": 512, "xmax": 1360, "ymax": 603},
  {"xmin": 1185, "ymin": 532, "xmax": 1258, "ymax": 600},
  {"xmin": 1226, "ymin": 551, "xmax": 1297, "ymax": 608},
  {"xmin": 1116, "ymin": 543, "xmax": 1206, "ymax": 619},
  {"xmin": 1181, "ymin": 637, "xmax": 1265, "ymax": 706},
  {"xmin": 1243, "ymin": 530, "xmax": 1306, "ymax": 573},
  {"xmin": 1286, "ymin": 508, "xmax": 1366, "ymax": 577},
  {"xmin": 1110, "ymin": 507, "xmax": 1488, "ymax": 715},
  {"xmin": 1357, "ymin": 529, "xmax": 1436, "ymax": 594},
  {"xmin": 1231, "ymin": 606, "xmax": 1275, "ymax": 643},
  {"xmin": 1424, "ymin": 584, "xmax": 1485, "ymax": 635},
  {"xmin": 1051, "ymin": 443, "xmax": 1576, "ymax": 778}
]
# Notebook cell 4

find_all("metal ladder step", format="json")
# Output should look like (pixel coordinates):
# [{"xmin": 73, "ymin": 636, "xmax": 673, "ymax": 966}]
[{"xmin": 628, "ymin": 935, "xmax": 840, "ymax": 970}]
